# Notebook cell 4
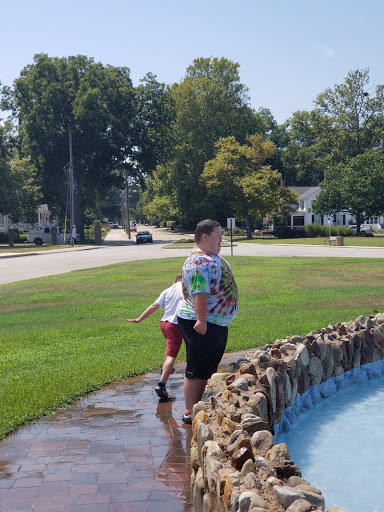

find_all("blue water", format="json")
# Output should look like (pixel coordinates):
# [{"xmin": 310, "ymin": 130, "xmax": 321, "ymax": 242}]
[{"xmin": 276, "ymin": 367, "xmax": 384, "ymax": 512}]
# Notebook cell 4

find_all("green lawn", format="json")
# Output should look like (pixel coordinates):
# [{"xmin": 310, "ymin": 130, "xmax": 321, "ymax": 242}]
[
  {"xmin": 1, "ymin": 256, "xmax": 384, "ymax": 438},
  {"xmin": 230, "ymin": 236, "xmax": 384, "ymax": 247}
]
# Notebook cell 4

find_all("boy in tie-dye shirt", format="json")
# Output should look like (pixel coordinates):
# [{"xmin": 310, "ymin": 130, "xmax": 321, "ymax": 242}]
[{"xmin": 177, "ymin": 219, "xmax": 239, "ymax": 424}]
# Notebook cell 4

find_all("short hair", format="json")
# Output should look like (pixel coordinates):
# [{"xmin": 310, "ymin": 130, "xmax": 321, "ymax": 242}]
[
  {"xmin": 174, "ymin": 272, "xmax": 182, "ymax": 283},
  {"xmin": 194, "ymin": 219, "xmax": 221, "ymax": 243}
]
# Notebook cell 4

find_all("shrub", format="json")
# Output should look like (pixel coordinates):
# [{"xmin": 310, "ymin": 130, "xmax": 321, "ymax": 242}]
[
  {"xmin": 273, "ymin": 227, "xmax": 298, "ymax": 238},
  {"xmin": 305, "ymin": 223, "xmax": 328, "ymax": 237}
]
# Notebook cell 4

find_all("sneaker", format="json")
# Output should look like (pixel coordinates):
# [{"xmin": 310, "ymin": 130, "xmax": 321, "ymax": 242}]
[
  {"xmin": 182, "ymin": 414, "xmax": 192, "ymax": 425},
  {"xmin": 155, "ymin": 382, "xmax": 169, "ymax": 400},
  {"xmin": 160, "ymin": 367, "xmax": 176, "ymax": 375}
]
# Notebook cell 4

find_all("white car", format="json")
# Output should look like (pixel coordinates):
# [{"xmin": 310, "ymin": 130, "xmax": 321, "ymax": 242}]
[{"xmin": 348, "ymin": 225, "xmax": 373, "ymax": 236}]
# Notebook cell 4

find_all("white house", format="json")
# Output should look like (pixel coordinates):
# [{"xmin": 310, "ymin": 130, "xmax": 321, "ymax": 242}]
[{"xmin": 277, "ymin": 186, "xmax": 383, "ymax": 230}]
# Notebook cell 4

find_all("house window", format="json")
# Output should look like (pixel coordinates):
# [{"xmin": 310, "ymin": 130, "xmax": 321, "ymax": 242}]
[
  {"xmin": 299, "ymin": 200, "xmax": 304, "ymax": 210},
  {"xmin": 293, "ymin": 216, "xmax": 305, "ymax": 227}
]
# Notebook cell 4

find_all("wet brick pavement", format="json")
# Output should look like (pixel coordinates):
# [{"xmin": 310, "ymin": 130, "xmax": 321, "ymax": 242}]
[
  {"xmin": 0, "ymin": 353, "xmax": 243, "ymax": 511},
  {"xmin": 0, "ymin": 365, "xmax": 193, "ymax": 512}
]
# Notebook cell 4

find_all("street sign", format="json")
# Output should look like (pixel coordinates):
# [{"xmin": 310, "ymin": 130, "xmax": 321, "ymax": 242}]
[{"xmin": 227, "ymin": 217, "xmax": 235, "ymax": 230}]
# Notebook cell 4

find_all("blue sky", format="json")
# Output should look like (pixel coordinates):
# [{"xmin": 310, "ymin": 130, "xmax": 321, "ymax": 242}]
[{"xmin": 1, "ymin": 0, "xmax": 383, "ymax": 123}]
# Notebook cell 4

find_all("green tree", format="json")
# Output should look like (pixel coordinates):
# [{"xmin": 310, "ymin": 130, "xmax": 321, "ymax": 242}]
[
  {"xmin": 2, "ymin": 54, "xmax": 139, "ymax": 234},
  {"xmin": 281, "ymin": 69, "xmax": 384, "ymax": 186},
  {"xmin": 201, "ymin": 135, "xmax": 299, "ymax": 238},
  {"xmin": 147, "ymin": 57, "xmax": 267, "ymax": 227},
  {"xmin": 315, "ymin": 68, "xmax": 384, "ymax": 159},
  {"xmin": 135, "ymin": 73, "xmax": 175, "ymax": 175},
  {"xmin": 312, "ymin": 151, "xmax": 384, "ymax": 233}
]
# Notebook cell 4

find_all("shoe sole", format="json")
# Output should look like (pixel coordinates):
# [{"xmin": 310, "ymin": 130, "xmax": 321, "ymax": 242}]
[{"xmin": 155, "ymin": 387, "xmax": 169, "ymax": 400}]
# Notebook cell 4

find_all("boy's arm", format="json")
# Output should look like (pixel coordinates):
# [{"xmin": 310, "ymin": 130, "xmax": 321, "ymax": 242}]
[
  {"xmin": 126, "ymin": 302, "xmax": 160, "ymax": 323},
  {"xmin": 193, "ymin": 293, "xmax": 207, "ymax": 335}
]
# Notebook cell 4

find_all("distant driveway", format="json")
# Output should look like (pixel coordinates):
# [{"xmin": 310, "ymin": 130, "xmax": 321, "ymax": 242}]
[{"xmin": 1, "ymin": 227, "xmax": 383, "ymax": 285}]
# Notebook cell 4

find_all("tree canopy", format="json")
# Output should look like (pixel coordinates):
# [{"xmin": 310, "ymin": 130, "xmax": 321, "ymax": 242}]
[
  {"xmin": 312, "ymin": 151, "xmax": 384, "ymax": 232},
  {"xmin": 144, "ymin": 57, "xmax": 267, "ymax": 227},
  {"xmin": 201, "ymin": 135, "xmax": 298, "ymax": 237}
]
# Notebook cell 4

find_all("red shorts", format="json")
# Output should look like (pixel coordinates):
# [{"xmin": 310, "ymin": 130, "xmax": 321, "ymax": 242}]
[{"xmin": 160, "ymin": 321, "xmax": 182, "ymax": 357}]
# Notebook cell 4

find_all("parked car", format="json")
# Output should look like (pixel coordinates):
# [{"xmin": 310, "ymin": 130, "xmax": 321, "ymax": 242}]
[
  {"xmin": 135, "ymin": 230, "xmax": 153, "ymax": 244},
  {"xmin": 130, "ymin": 222, "xmax": 137, "ymax": 232},
  {"xmin": 348, "ymin": 225, "xmax": 374, "ymax": 236},
  {"xmin": 108, "ymin": 221, "xmax": 119, "ymax": 229}
]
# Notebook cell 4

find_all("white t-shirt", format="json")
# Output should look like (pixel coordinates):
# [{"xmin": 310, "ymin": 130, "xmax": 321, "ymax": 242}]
[{"xmin": 155, "ymin": 281, "xmax": 182, "ymax": 324}]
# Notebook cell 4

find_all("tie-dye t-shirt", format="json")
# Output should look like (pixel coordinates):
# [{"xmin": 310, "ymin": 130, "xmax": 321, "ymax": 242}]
[{"xmin": 177, "ymin": 250, "xmax": 239, "ymax": 327}]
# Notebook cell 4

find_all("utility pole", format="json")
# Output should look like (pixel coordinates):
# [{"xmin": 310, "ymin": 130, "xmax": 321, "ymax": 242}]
[
  {"xmin": 69, "ymin": 129, "xmax": 75, "ymax": 246},
  {"xmin": 125, "ymin": 170, "xmax": 131, "ymax": 239}
]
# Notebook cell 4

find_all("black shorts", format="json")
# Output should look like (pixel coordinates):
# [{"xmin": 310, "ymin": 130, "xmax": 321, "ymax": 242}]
[{"xmin": 177, "ymin": 317, "xmax": 228, "ymax": 380}]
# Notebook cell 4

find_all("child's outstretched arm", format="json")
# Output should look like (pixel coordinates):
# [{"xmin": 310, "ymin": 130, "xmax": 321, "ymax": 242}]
[{"xmin": 126, "ymin": 302, "xmax": 160, "ymax": 323}]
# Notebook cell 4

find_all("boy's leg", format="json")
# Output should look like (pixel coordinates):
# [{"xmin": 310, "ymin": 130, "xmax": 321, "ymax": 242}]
[
  {"xmin": 183, "ymin": 376, "xmax": 207, "ymax": 414},
  {"xmin": 160, "ymin": 356, "xmax": 176, "ymax": 383}
]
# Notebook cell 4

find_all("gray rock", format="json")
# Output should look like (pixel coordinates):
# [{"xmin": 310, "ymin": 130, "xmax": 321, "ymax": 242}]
[
  {"xmin": 296, "ymin": 344, "xmax": 310, "ymax": 367},
  {"xmin": 266, "ymin": 366, "xmax": 277, "ymax": 412},
  {"xmin": 290, "ymin": 335, "xmax": 304, "ymax": 344},
  {"xmin": 231, "ymin": 490, "xmax": 240, "ymax": 512},
  {"xmin": 254, "ymin": 456, "xmax": 270, "ymax": 471},
  {"xmin": 231, "ymin": 377, "xmax": 249, "ymax": 391},
  {"xmin": 286, "ymin": 499, "xmax": 317, "ymax": 512},
  {"xmin": 229, "ymin": 470, "xmax": 241, "ymax": 488},
  {"xmin": 374, "ymin": 312, "xmax": 384, "ymax": 325},
  {"xmin": 197, "ymin": 420, "xmax": 214, "ymax": 466},
  {"xmin": 192, "ymin": 468, "xmax": 204, "ymax": 512},
  {"xmin": 228, "ymin": 429, "xmax": 243, "ymax": 446},
  {"xmin": 242, "ymin": 414, "xmax": 269, "ymax": 435},
  {"xmin": 274, "ymin": 486, "xmax": 324, "ymax": 510},
  {"xmin": 238, "ymin": 491, "xmax": 266, "ymax": 511},
  {"xmin": 308, "ymin": 356, "xmax": 323, "ymax": 385},
  {"xmin": 244, "ymin": 471, "xmax": 262, "ymax": 490},
  {"xmin": 287, "ymin": 476, "xmax": 310, "ymax": 487}
]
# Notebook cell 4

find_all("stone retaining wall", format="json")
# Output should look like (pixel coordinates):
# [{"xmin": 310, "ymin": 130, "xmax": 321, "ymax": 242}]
[{"xmin": 189, "ymin": 313, "xmax": 384, "ymax": 512}]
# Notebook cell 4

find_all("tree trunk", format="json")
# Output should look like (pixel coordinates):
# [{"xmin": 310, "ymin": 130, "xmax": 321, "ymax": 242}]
[{"xmin": 245, "ymin": 213, "xmax": 252, "ymax": 239}]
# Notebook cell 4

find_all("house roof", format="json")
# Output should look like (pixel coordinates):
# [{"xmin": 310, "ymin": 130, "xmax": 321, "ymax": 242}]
[{"xmin": 289, "ymin": 186, "xmax": 320, "ymax": 200}]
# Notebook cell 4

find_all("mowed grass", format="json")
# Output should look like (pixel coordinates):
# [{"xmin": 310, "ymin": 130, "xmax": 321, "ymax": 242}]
[
  {"xmin": 1, "ymin": 256, "xmax": 384, "ymax": 439},
  {"xmin": 232, "ymin": 236, "xmax": 384, "ymax": 247}
]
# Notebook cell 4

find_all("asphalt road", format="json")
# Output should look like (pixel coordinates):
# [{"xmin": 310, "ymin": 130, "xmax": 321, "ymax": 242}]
[{"xmin": 1, "ymin": 228, "xmax": 384, "ymax": 285}]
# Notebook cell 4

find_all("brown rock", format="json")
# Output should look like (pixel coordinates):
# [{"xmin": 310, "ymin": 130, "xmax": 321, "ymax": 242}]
[
  {"xmin": 222, "ymin": 417, "xmax": 237, "ymax": 435},
  {"xmin": 235, "ymin": 437, "xmax": 253, "ymax": 453},
  {"xmin": 231, "ymin": 446, "xmax": 255, "ymax": 470},
  {"xmin": 193, "ymin": 410, "xmax": 208, "ymax": 440},
  {"xmin": 222, "ymin": 389, "xmax": 233, "ymax": 400},
  {"xmin": 225, "ymin": 374, "xmax": 236, "ymax": 386},
  {"xmin": 240, "ymin": 362, "xmax": 258, "ymax": 377},
  {"xmin": 223, "ymin": 476, "xmax": 233, "ymax": 509},
  {"xmin": 271, "ymin": 347, "xmax": 281, "ymax": 359},
  {"xmin": 374, "ymin": 325, "xmax": 384, "ymax": 353},
  {"xmin": 266, "ymin": 443, "xmax": 301, "ymax": 478}
]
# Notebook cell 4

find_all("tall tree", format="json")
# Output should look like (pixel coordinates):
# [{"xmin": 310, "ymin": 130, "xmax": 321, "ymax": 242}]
[
  {"xmin": 2, "ymin": 54, "xmax": 138, "ymax": 233},
  {"xmin": 312, "ymin": 151, "xmax": 384, "ymax": 233},
  {"xmin": 281, "ymin": 69, "xmax": 384, "ymax": 186},
  {"xmin": 315, "ymin": 68, "xmax": 384, "ymax": 159},
  {"xmin": 135, "ymin": 73, "xmax": 175, "ymax": 175},
  {"xmin": 201, "ymin": 135, "xmax": 298, "ymax": 238},
  {"xmin": 145, "ymin": 57, "xmax": 267, "ymax": 227}
]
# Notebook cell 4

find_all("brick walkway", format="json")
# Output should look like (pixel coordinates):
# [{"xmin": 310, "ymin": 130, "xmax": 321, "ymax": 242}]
[
  {"xmin": 0, "ymin": 352, "xmax": 244, "ymax": 512},
  {"xmin": 0, "ymin": 366, "xmax": 193, "ymax": 512}
]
